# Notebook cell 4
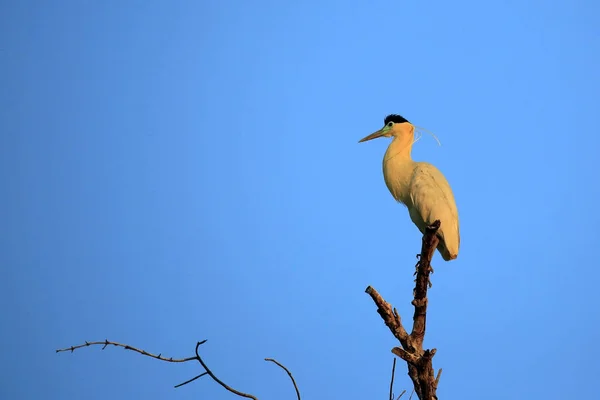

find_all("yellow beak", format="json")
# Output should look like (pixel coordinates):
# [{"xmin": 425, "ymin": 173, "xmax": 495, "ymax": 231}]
[{"xmin": 358, "ymin": 129, "xmax": 386, "ymax": 143}]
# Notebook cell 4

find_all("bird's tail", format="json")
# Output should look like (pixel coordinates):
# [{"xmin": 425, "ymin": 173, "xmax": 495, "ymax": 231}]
[{"xmin": 437, "ymin": 234, "xmax": 458, "ymax": 261}]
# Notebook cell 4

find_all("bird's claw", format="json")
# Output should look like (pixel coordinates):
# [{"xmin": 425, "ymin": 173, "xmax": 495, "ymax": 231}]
[
  {"xmin": 414, "ymin": 255, "xmax": 421, "ymax": 276},
  {"xmin": 413, "ymin": 278, "xmax": 433, "ymax": 293},
  {"xmin": 427, "ymin": 264, "xmax": 434, "ymax": 287},
  {"xmin": 413, "ymin": 261, "xmax": 434, "ymax": 288},
  {"xmin": 414, "ymin": 261, "xmax": 434, "ymax": 274}
]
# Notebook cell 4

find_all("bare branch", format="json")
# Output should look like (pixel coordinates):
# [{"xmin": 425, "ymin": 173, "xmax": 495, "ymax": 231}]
[
  {"xmin": 265, "ymin": 358, "xmax": 301, "ymax": 400},
  {"xmin": 389, "ymin": 358, "xmax": 396, "ymax": 400},
  {"xmin": 174, "ymin": 372, "xmax": 208, "ymax": 388},
  {"xmin": 56, "ymin": 227, "xmax": 443, "ymax": 400},
  {"xmin": 55, "ymin": 340, "xmax": 197, "ymax": 363},
  {"xmin": 391, "ymin": 347, "xmax": 419, "ymax": 365},
  {"xmin": 57, "ymin": 339, "xmax": 259, "ymax": 399},
  {"xmin": 434, "ymin": 369, "xmax": 442, "ymax": 388},
  {"xmin": 195, "ymin": 341, "xmax": 258, "ymax": 400},
  {"xmin": 365, "ymin": 287, "xmax": 410, "ymax": 350},
  {"xmin": 410, "ymin": 220, "xmax": 440, "ymax": 350},
  {"xmin": 366, "ymin": 220, "xmax": 442, "ymax": 400},
  {"xmin": 397, "ymin": 389, "xmax": 407, "ymax": 400}
]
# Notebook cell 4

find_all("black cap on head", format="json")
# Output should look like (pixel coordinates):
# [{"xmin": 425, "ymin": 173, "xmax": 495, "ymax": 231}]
[{"xmin": 384, "ymin": 114, "xmax": 410, "ymax": 125}]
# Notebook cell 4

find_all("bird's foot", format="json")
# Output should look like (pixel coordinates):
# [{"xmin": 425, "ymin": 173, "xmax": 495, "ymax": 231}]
[
  {"xmin": 414, "ymin": 258, "xmax": 434, "ymax": 274},
  {"xmin": 427, "ymin": 264, "xmax": 433, "ymax": 289},
  {"xmin": 427, "ymin": 264, "xmax": 434, "ymax": 288},
  {"xmin": 413, "ymin": 279, "xmax": 433, "ymax": 294},
  {"xmin": 413, "ymin": 257, "xmax": 434, "ymax": 288}
]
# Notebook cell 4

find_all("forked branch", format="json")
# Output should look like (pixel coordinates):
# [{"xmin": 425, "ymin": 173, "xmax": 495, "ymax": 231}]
[
  {"xmin": 57, "ymin": 340, "xmax": 299, "ymax": 399},
  {"xmin": 366, "ymin": 220, "xmax": 443, "ymax": 400}
]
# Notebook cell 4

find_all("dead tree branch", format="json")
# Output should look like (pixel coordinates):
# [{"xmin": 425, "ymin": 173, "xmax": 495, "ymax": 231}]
[
  {"xmin": 174, "ymin": 372, "xmax": 208, "ymax": 388},
  {"xmin": 390, "ymin": 358, "xmax": 396, "ymax": 400},
  {"xmin": 265, "ymin": 358, "xmax": 301, "ymax": 400},
  {"xmin": 389, "ymin": 358, "xmax": 408, "ymax": 400},
  {"xmin": 194, "ymin": 341, "xmax": 258, "ymax": 400},
  {"xmin": 55, "ymin": 340, "xmax": 197, "ymax": 363},
  {"xmin": 366, "ymin": 220, "xmax": 443, "ymax": 400},
  {"xmin": 56, "ymin": 339, "xmax": 302, "ymax": 399},
  {"xmin": 56, "ymin": 226, "xmax": 442, "ymax": 399}
]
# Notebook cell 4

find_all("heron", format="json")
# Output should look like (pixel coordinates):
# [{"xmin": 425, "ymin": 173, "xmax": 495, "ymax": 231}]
[{"xmin": 359, "ymin": 114, "xmax": 460, "ymax": 261}]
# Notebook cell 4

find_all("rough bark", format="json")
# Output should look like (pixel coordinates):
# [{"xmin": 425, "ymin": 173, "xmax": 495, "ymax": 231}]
[{"xmin": 366, "ymin": 220, "xmax": 442, "ymax": 400}]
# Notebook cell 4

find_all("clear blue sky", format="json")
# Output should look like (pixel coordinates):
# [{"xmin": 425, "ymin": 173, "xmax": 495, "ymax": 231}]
[{"xmin": 2, "ymin": 1, "xmax": 599, "ymax": 399}]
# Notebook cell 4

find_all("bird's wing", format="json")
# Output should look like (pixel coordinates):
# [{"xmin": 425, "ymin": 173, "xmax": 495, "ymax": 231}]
[{"xmin": 408, "ymin": 162, "xmax": 460, "ymax": 241}]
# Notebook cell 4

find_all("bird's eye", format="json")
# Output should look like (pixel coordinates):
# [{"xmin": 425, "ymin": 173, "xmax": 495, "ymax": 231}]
[{"xmin": 387, "ymin": 122, "xmax": 394, "ymax": 127}]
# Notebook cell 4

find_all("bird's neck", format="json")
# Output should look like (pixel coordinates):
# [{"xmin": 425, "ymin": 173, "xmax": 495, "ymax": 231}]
[
  {"xmin": 382, "ymin": 137, "xmax": 415, "ymax": 203},
  {"xmin": 383, "ymin": 136, "xmax": 413, "ymax": 163}
]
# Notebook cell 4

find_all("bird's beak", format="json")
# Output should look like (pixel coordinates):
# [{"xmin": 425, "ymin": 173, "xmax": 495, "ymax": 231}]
[{"xmin": 358, "ymin": 126, "xmax": 390, "ymax": 143}]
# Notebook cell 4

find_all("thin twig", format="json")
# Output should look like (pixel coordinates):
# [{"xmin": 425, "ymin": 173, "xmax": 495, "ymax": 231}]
[
  {"xmin": 175, "ymin": 372, "xmax": 208, "ymax": 388},
  {"xmin": 389, "ymin": 358, "xmax": 396, "ymax": 400},
  {"xmin": 408, "ymin": 388, "xmax": 415, "ymax": 400},
  {"xmin": 195, "ymin": 341, "xmax": 258, "ymax": 400},
  {"xmin": 397, "ymin": 389, "xmax": 407, "ymax": 400},
  {"xmin": 434, "ymin": 368, "xmax": 442, "ymax": 388},
  {"xmin": 55, "ymin": 340, "xmax": 197, "ymax": 363},
  {"xmin": 57, "ymin": 339, "xmax": 260, "ymax": 399},
  {"xmin": 265, "ymin": 358, "xmax": 301, "ymax": 400}
]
